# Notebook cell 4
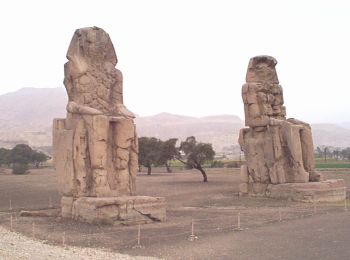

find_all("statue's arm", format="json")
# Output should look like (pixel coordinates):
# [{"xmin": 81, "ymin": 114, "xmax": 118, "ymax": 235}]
[{"xmin": 66, "ymin": 101, "xmax": 102, "ymax": 115}]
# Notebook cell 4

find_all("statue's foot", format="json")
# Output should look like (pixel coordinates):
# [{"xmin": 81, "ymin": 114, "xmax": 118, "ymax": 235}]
[
  {"xmin": 293, "ymin": 168, "xmax": 309, "ymax": 183},
  {"xmin": 310, "ymin": 171, "xmax": 323, "ymax": 182}
]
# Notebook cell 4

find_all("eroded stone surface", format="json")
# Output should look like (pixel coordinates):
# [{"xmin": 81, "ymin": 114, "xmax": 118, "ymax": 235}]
[
  {"xmin": 19, "ymin": 209, "xmax": 61, "ymax": 217},
  {"xmin": 239, "ymin": 179, "xmax": 346, "ymax": 202},
  {"xmin": 267, "ymin": 179, "xmax": 346, "ymax": 202},
  {"xmin": 53, "ymin": 27, "xmax": 165, "ymax": 224},
  {"xmin": 53, "ymin": 27, "xmax": 137, "ymax": 198},
  {"xmin": 239, "ymin": 56, "xmax": 346, "ymax": 201},
  {"xmin": 62, "ymin": 196, "xmax": 166, "ymax": 225}
]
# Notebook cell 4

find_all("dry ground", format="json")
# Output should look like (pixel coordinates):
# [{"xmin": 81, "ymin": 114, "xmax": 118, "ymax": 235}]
[{"xmin": 0, "ymin": 167, "xmax": 350, "ymax": 259}]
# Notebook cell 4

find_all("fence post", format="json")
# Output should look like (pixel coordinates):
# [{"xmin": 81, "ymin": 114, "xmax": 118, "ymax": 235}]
[
  {"xmin": 278, "ymin": 207, "xmax": 282, "ymax": 222},
  {"xmin": 62, "ymin": 232, "xmax": 66, "ymax": 247},
  {"xmin": 313, "ymin": 200, "xmax": 317, "ymax": 214},
  {"xmin": 133, "ymin": 224, "xmax": 142, "ymax": 248},
  {"xmin": 10, "ymin": 214, "xmax": 13, "ymax": 231},
  {"xmin": 188, "ymin": 219, "xmax": 198, "ymax": 241},
  {"xmin": 236, "ymin": 211, "xmax": 243, "ymax": 231},
  {"xmin": 32, "ymin": 222, "xmax": 35, "ymax": 238},
  {"xmin": 49, "ymin": 196, "xmax": 53, "ymax": 208},
  {"xmin": 137, "ymin": 224, "xmax": 141, "ymax": 246},
  {"xmin": 345, "ymin": 197, "xmax": 348, "ymax": 212},
  {"xmin": 9, "ymin": 199, "xmax": 12, "ymax": 211}
]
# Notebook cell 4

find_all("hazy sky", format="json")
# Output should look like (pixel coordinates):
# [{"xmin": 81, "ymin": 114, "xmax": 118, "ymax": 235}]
[{"xmin": 0, "ymin": 0, "xmax": 349, "ymax": 123}]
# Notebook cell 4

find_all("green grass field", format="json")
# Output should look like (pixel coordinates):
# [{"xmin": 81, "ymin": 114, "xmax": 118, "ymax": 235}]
[
  {"xmin": 315, "ymin": 158, "xmax": 350, "ymax": 169},
  {"xmin": 168, "ymin": 158, "xmax": 350, "ymax": 169}
]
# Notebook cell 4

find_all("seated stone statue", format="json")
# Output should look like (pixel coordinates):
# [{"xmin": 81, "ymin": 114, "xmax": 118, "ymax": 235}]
[
  {"xmin": 239, "ymin": 56, "xmax": 322, "ymax": 186},
  {"xmin": 52, "ymin": 27, "xmax": 166, "ymax": 225},
  {"xmin": 53, "ymin": 27, "xmax": 138, "ymax": 199}
]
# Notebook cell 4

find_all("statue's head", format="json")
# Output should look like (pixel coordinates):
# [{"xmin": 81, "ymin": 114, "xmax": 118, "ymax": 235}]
[
  {"xmin": 66, "ymin": 26, "xmax": 117, "ymax": 65},
  {"xmin": 246, "ymin": 55, "xmax": 279, "ymax": 84},
  {"xmin": 244, "ymin": 55, "xmax": 286, "ymax": 120}
]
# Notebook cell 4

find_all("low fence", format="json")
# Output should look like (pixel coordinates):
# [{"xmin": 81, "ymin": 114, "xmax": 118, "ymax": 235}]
[{"xmin": 0, "ymin": 198, "xmax": 349, "ymax": 250}]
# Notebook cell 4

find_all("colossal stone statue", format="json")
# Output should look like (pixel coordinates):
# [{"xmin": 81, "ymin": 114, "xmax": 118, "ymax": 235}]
[
  {"xmin": 239, "ymin": 56, "xmax": 346, "ymax": 202},
  {"xmin": 53, "ymin": 27, "xmax": 165, "ymax": 224}
]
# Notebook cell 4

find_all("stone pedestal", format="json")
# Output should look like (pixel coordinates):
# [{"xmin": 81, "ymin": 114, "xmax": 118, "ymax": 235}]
[
  {"xmin": 240, "ymin": 178, "xmax": 346, "ymax": 202},
  {"xmin": 61, "ymin": 196, "xmax": 166, "ymax": 225}
]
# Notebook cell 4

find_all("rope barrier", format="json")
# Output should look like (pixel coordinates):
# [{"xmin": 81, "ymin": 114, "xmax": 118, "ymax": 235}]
[
  {"xmin": 0, "ymin": 212, "xmax": 14, "ymax": 216},
  {"xmin": 1, "ymin": 198, "xmax": 349, "ymax": 249}
]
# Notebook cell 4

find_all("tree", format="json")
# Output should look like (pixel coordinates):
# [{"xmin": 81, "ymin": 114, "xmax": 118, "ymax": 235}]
[
  {"xmin": 177, "ymin": 136, "xmax": 215, "ymax": 182},
  {"xmin": 341, "ymin": 147, "xmax": 350, "ymax": 161},
  {"xmin": 159, "ymin": 138, "xmax": 178, "ymax": 173},
  {"xmin": 315, "ymin": 146, "xmax": 323, "ymax": 158},
  {"xmin": 31, "ymin": 151, "xmax": 50, "ymax": 168},
  {"xmin": 138, "ymin": 137, "xmax": 162, "ymax": 175},
  {"xmin": 6, "ymin": 144, "xmax": 50, "ymax": 174},
  {"xmin": 333, "ymin": 149, "xmax": 340, "ymax": 160},
  {"xmin": 8, "ymin": 144, "xmax": 33, "ymax": 174},
  {"xmin": 9, "ymin": 144, "xmax": 34, "ymax": 164},
  {"xmin": 0, "ymin": 148, "xmax": 11, "ymax": 166}
]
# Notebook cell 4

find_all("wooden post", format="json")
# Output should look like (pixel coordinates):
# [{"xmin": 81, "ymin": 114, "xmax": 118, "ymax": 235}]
[
  {"xmin": 191, "ymin": 220, "xmax": 194, "ymax": 237},
  {"xmin": 9, "ymin": 199, "xmax": 12, "ymax": 211},
  {"xmin": 133, "ymin": 224, "xmax": 142, "ymax": 248},
  {"xmin": 10, "ymin": 214, "xmax": 13, "ymax": 231},
  {"xmin": 188, "ymin": 219, "xmax": 198, "ymax": 241},
  {"xmin": 32, "ymin": 222, "xmax": 35, "ymax": 238},
  {"xmin": 236, "ymin": 211, "xmax": 243, "ymax": 231},
  {"xmin": 313, "ymin": 200, "xmax": 317, "ymax": 214},
  {"xmin": 49, "ymin": 196, "xmax": 53, "ymax": 208},
  {"xmin": 279, "ymin": 208, "xmax": 282, "ymax": 222},
  {"xmin": 62, "ymin": 232, "xmax": 66, "ymax": 247},
  {"xmin": 137, "ymin": 224, "xmax": 141, "ymax": 246},
  {"xmin": 345, "ymin": 197, "xmax": 348, "ymax": 212}
]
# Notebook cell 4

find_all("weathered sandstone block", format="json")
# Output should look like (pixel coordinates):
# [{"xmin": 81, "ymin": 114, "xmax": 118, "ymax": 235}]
[
  {"xmin": 266, "ymin": 179, "xmax": 346, "ymax": 202},
  {"xmin": 61, "ymin": 196, "xmax": 166, "ymax": 225}
]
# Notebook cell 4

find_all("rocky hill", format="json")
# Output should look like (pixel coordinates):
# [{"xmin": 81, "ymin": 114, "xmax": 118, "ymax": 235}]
[
  {"xmin": 0, "ymin": 88, "xmax": 350, "ymax": 153},
  {"xmin": 0, "ymin": 87, "xmax": 66, "ymax": 149},
  {"xmin": 135, "ymin": 113, "xmax": 244, "ymax": 152}
]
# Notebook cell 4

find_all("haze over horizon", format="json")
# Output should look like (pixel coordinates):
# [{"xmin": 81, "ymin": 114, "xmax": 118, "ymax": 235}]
[
  {"xmin": 1, "ymin": 1, "xmax": 349, "ymax": 124},
  {"xmin": 1, "ymin": 87, "xmax": 349, "ymax": 127}
]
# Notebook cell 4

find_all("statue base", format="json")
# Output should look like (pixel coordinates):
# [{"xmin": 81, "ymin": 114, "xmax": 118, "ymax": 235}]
[
  {"xmin": 240, "ymin": 179, "xmax": 346, "ymax": 202},
  {"xmin": 61, "ymin": 196, "xmax": 166, "ymax": 225}
]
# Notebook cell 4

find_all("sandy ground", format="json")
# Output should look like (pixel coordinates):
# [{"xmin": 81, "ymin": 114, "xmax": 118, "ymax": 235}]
[
  {"xmin": 0, "ymin": 226, "xmax": 159, "ymax": 260},
  {"xmin": 0, "ymin": 167, "xmax": 349, "ymax": 259}
]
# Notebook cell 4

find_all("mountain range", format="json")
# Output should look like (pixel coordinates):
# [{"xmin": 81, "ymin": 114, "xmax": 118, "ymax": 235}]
[{"xmin": 0, "ymin": 87, "xmax": 350, "ymax": 154}]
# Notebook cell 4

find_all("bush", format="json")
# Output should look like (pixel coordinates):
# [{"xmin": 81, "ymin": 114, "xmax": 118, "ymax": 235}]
[
  {"xmin": 12, "ymin": 163, "xmax": 29, "ymax": 175},
  {"xmin": 210, "ymin": 160, "xmax": 225, "ymax": 168},
  {"xmin": 226, "ymin": 161, "xmax": 239, "ymax": 168}
]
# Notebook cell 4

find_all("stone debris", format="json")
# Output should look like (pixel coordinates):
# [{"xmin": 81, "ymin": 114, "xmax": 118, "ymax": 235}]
[
  {"xmin": 238, "ymin": 56, "xmax": 346, "ymax": 202},
  {"xmin": 52, "ymin": 27, "xmax": 165, "ymax": 224},
  {"xmin": 19, "ymin": 208, "xmax": 60, "ymax": 217}
]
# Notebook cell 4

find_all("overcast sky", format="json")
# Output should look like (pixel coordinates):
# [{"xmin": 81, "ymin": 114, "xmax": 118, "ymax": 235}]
[{"xmin": 0, "ymin": 0, "xmax": 349, "ymax": 123}]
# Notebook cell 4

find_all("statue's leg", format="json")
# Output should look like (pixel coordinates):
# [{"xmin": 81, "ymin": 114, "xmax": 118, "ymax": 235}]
[
  {"xmin": 86, "ymin": 115, "xmax": 110, "ymax": 196},
  {"xmin": 111, "ymin": 117, "xmax": 137, "ymax": 196},
  {"xmin": 268, "ymin": 125, "xmax": 286, "ymax": 184},
  {"xmin": 282, "ymin": 122, "xmax": 309, "ymax": 183},
  {"xmin": 300, "ymin": 126, "xmax": 323, "ymax": 181}
]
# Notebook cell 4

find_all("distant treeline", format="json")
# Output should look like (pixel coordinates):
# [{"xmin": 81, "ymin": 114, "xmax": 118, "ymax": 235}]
[{"xmin": 315, "ymin": 146, "xmax": 350, "ymax": 161}]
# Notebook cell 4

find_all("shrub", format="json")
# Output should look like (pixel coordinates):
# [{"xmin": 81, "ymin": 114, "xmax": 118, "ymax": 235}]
[
  {"xmin": 226, "ymin": 161, "xmax": 239, "ymax": 168},
  {"xmin": 210, "ymin": 160, "xmax": 225, "ymax": 168},
  {"xmin": 12, "ymin": 163, "xmax": 29, "ymax": 175}
]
